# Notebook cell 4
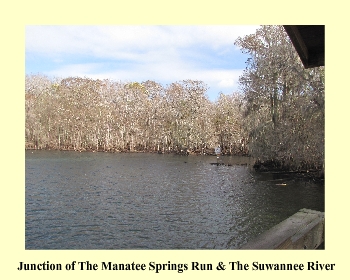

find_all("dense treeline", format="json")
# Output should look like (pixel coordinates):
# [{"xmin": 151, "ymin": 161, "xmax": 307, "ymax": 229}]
[
  {"xmin": 25, "ymin": 76, "xmax": 246, "ymax": 155},
  {"xmin": 25, "ymin": 25, "xmax": 324, "ymax": 174}
]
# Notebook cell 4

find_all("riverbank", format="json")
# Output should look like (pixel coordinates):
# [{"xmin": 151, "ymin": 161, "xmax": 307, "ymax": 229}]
[
  {"xmin": 253, "ymin": 159, "xmax": 324, "ymax": 181},
  {"xmin": 24, "ymin": 145, "xmax": 248, "ymax": 156}
]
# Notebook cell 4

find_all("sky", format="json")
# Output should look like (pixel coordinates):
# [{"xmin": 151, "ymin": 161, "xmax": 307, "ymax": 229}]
[{"xmin": 25, "ymin": 25, "xmax": 260, "ymax": 101}]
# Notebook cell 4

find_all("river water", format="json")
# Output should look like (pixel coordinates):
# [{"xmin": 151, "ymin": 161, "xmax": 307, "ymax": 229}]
[{"xmin": 25, "ymin": 150, "xmax": 324, "ymax": 249}]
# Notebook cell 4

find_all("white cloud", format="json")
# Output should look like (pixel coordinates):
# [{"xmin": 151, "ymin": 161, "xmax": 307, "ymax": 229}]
[
  {"xmin": 26, "ymin": 25, "xmax": 259, "ymax": 100},
  {"xmin": 218, "ymin": 79, "xmax": 235, "ymax": 88},
  {"xmin": 26, "ymin": 25, "xmax": 259, "ymax": 57},
  {"xmin": 46, "ymin": 63, "xmax": 103, "ymax": 78}
]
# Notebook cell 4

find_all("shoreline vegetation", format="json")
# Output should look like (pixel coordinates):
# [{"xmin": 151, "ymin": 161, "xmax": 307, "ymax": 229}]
[{"xmin": 25, "ymin": 26, "xmax": 324, "ymax": 179}]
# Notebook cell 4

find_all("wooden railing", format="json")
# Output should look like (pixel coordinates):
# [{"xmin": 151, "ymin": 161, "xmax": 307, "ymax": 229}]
[{"xmin": 240, "ymin": 208, "xmax": 325, "ymax": 249}]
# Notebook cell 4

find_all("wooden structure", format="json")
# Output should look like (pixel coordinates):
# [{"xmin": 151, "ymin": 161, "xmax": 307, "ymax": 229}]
[
  {"xmin": 283, "ymin": 25, "xmax": 324, "ymax": 68},
  {"xmin": 240, "ymin": 209, "xmax": 324, "ymax": 249}
]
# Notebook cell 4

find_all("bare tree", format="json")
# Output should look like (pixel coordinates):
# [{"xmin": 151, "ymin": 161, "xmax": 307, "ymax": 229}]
[{"xmin": 235, "ymin": 25, "xmax": 325, "ymax": 172}]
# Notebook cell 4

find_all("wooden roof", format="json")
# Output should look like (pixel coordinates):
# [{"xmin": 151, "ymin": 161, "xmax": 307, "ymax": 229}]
[{"xmin": 283, "ymin": 25, "xmax": 324, "ymax": 68}]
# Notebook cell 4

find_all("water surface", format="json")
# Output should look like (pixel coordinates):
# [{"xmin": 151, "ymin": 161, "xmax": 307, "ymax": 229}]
[{"xmin": 25, "ymin": 150, "xmax": 324, "ymax": 249}]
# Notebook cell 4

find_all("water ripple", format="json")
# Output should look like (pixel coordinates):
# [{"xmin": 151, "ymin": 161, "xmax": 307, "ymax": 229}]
[{"xmin": 26, "ymin": 151, "xmax": 324, "ymax": 249}]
